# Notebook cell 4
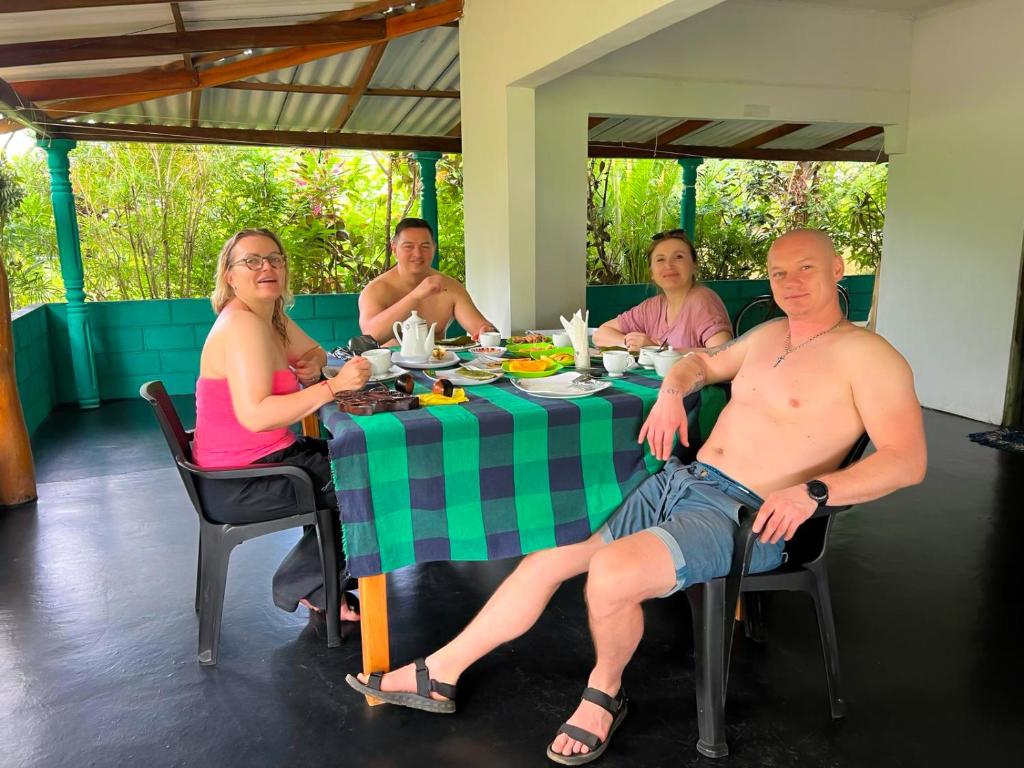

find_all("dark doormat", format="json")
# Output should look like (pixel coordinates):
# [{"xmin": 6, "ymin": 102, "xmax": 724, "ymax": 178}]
[{"xmin": 968, "ymin": 428, "xmax": 1024, "ymax": 454}]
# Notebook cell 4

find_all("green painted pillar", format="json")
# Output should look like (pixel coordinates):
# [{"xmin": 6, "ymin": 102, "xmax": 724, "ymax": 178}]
[
  {"xmin": 38, "ymin": 138, "xmax": 99, "ymax": 409},
  {"xmin": 415, "ymin": 151, "xmax": 442, "ymax": 268},
  {"xmin": 677, "ymin": 157, "xmax": 703, "ymax": 241}
]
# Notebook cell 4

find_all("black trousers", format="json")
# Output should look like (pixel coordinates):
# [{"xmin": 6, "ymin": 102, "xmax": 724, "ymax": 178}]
[{"xmin": 195, "ymin": 436, "xmax": 349, "ymax": 611}]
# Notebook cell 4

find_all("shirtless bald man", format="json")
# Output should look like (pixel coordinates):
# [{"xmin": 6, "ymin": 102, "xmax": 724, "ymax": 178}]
[
  {"xmin": 346, "ymin": 229, "xmax": 927, "ymax": 765},
  {"xmin": 359, "ymin": 217, "xmax": 496, "ymax": 345}
]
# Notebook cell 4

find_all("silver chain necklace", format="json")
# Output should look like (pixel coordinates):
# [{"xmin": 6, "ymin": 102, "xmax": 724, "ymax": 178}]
[{"xmin": 773, "ymin": 318, "xmax": 844, "ymax": 367}]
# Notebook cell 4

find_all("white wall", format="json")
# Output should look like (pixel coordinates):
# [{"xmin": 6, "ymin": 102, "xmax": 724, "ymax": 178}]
[{"xmin": 877, "ymin": 0, "xmax": 1024, "ymax": 424}]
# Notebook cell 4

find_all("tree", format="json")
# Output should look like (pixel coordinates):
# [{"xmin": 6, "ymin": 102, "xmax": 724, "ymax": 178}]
[{"xmin": 0, "ymin": 157, "xmax": 37, "ymax": 507}]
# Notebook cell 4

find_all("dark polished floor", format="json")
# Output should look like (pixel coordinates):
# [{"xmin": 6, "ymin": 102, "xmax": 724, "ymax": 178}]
[{"xmin": 1, "ymin": 400, "xmax": 1022, "ymax": 768}]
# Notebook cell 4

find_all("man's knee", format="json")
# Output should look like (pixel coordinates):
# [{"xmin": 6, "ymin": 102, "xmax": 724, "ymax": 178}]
[{"xmin": 586, "ymin": 536, "xmax": 675, "ymax": 612}]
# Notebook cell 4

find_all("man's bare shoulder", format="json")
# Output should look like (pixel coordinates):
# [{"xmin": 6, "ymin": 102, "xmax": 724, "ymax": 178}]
[
  {"xmin": 361, "ymin": 269, "xmax": 402, "ymax": 301},
  {"xmin": 840, "ymin": 325, "xmax": 912, "ymax": 376}
]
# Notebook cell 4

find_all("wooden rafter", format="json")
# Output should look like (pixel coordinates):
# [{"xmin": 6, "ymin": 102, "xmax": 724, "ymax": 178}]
[
  {"xmin": 7, "ymin": 1, "xmax": 416, "ymax": 102},
  {"xmin": 2, "ymin": 0, "xmax": 462, "ymax": 130},
  {"xmin": 218, "ymin": 82, "xmax": 460, "ymax": 99},
  {"xmin": 588, "ymin": 116, "xmax": 608, "ymax": 130},
  {"xmin": 817, "ymin": 126, "xmax": 884, "ymax": 150},
  {"xmin": 0, "ymin": 76, "xmax": 50, "ymax": 137},
  {"xmin": 0, "ymin": 0, "xmax": 216, "ymax": 10},
  {"xmin": 588, "ymin": 140, "xmax": 886, "ymax": 163},
  {"xmin": 732, "ymin": 123, "xmax": 811, "ymax": 150},
  {"xmin": 649, "ymin": 119, "xmax": 713, "ymax": 147},
  {"xmin": 0, "ymin": 19, "xmax": 387, "ymax": 68},
  {"xmin": 189, "ymin": 91, "xmax": 202, "ymax": 129},
  {"xmin": 169, "ymin": 2, "xmax": 195, "ymax": 76},
  {"xmin": 331, "ymin": 43, "xmax": 388, "ymax": 131},
  {"xmin": 446, "ymin": 121, "xmax": 461, "ymax": 137},
  {"xmin": 49, "ymin": 122, "xmax": 461, "ymax": 152}
]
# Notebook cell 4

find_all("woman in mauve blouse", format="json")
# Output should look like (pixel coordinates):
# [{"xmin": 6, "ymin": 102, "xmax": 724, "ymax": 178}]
[{"xmin": 592, "ymin": 229, "xmax": 733, "ymax": 352}]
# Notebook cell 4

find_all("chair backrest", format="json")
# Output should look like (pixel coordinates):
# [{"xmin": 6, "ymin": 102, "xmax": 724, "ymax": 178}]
[
  {"xmin": 139, "ymin": 380, "xmax": 204, "ymax": 514},
  {"xmin": 783, "ymin": 432, "xmax": 870, "ymax": 567},
  {"xmin": 733, "ymin": 283, "xmax": 850, "ymax": 336}
]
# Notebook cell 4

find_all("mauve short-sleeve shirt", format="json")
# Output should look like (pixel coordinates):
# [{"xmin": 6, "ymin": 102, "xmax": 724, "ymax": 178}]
[{"xmin": 613, "ymin": 285, "xmax": 732, "ymax": 349}]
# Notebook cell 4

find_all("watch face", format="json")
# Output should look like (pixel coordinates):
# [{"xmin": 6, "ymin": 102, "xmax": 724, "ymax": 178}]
[{"xmin": 807, "ymin": 480, "xmax": 828, "ymax": 503}]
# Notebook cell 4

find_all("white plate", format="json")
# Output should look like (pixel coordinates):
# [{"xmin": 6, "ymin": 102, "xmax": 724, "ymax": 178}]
[
  {"xmin": 470, "ymin": 345, "xmax": 507, "ymax": 358},
  {"xmin": 463, "ymin": 358, "xmax": 506, "ymax": 372},
  {"xmin": 323, "ymin": 364, "xmax": 408, "ymax": 383},
  {"xmin": 424, "ymin": 366, "xmax": 504, "ymax": 386},
  {"xmin": 436, "ymin": 342, "xmax": 478, "ymax": 351},
  {"xmin": 510, "ymin": 372, "xmax": 612, "ymax": 399},
  {"xmin": 393, "ymin": 350, "xmax": 461, "ymax": 369}
]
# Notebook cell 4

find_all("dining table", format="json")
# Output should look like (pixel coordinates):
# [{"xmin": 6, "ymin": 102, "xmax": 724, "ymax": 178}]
[{"xmin": 315, "ymin": 351, "xmax": 727, "ymax": 703}]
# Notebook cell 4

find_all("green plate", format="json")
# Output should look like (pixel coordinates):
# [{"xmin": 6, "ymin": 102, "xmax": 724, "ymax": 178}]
[
  {"xmin": 506, "ymin": 342, "xmax": 556, "ymax": 354},
  {"xmin": 501, "ymin": 360, "xmax": 563, "ymax": 378}
]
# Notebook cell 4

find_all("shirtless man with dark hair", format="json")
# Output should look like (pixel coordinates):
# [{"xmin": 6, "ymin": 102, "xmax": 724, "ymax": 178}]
[
  {"xmin": 347, "ymin": 229, "xmax": 927, "ymax": 765},
  {"xmin": 359, "ymin": 217, "xmax": 496, "ymax": 345}
]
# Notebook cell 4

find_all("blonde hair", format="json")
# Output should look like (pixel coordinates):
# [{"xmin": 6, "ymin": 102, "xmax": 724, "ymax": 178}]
[{"xmin": 211, "ymin": 228, "xmax": 293, "ymax": 344}]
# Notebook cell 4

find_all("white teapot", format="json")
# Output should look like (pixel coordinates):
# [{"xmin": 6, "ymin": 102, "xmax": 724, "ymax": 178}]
[{"xmin": 392, "ymin": 310, "xmax": 437, "ymax": 362}]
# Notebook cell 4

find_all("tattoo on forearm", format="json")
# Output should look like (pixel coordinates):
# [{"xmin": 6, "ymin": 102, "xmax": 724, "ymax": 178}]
[
  {"xmin": 706, "ymin": 337, "xmax": 739, "ymax": 358},
  {"xmin": 660, "ymin": 367, "xmax": 706, "ymax": 400}
]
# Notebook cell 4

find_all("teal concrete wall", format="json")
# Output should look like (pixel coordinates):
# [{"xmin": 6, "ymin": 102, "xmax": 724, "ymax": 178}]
[
  {"xmin": 11, "ymin": 304, "xmax": 56, "ymax": 436},
  {"xmin": 15, "ymin": 276, "xmax": 874, "ymax": 426},
  {"xmin": 586, "ymin": 275, "xmax": 874, "ymax": 327}
]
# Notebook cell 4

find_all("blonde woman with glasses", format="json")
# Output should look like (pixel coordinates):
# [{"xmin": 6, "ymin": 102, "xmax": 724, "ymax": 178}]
[
  {"xmin": 592, "ymin": 229, "xmax": 732, "ymax": 352},
  {"xmin": 192, "ymin": 229, "xmax": 370, "ymax": 621}
]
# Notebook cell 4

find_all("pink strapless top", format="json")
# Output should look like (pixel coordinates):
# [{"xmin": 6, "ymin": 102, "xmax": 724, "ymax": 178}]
[{"xmin": 192, "ymin": 369, "xmax": 299, "ymax": 467}]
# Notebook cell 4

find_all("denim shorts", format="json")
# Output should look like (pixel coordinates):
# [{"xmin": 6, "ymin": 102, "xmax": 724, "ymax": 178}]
[{"xmin": 598, "ymin": 457, "xmax": 785, "ymax": 596}]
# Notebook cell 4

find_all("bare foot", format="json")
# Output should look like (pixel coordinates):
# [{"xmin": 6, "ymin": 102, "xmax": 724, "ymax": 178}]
[
  {"xmin": 548, "ymin": 692, "xmax": 616, "ymax": 758},
  {"xmin": 355, "ymin": 656, "xmax": 456, "ymax": 702},
  {"xmin": 300, "ymin": 596, "xmax": 361, "ymax": 622}
]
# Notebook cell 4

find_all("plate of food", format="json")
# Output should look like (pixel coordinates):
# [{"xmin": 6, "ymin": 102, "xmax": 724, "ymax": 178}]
[
  {"xmin": 470, "ymin": 345, "xmax": 507, "ymax": 359},
  {"xmin": 501, "ymin": 359, "xmax": 563, "ymax": 378},
  {"xmin": 506, "ymin": 332, "xmax": 549, "ymax": 345},
  {"xmin": 510, "ymin": 372, "xmax": 612, "ymax": 399},
  {"xmin": 435, "ymin": 334, "xmax": 478, "ymax": 351},
  {"xmin": 424, "ymin": 366, "xmax": 504, "ymax": 386},
  {"xmin": 506, "ymin": 341, "xmax": 556, "ymax": 355},
  {"xmin": 463, "ymin": 357, "xmax": 506, "ymax": 372},
  {"xmin": 323, "ymin": 364, "xmax": 409, "ymax": 383},
  {"xmin": 528, "ymin": 349, "xmax": 574, "ymax": 366},
  {"xmin": 393, "ymin": 348, "xmax": 461, "ymax": 369}
]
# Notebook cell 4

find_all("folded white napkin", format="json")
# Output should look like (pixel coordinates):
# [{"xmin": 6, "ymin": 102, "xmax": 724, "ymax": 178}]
[{"xmin": 560, "ymin": 310, "xmax": 590, "ymax": 368}]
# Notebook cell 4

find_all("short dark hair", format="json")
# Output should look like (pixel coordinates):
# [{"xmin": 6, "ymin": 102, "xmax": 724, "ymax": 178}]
[{"xmin": 393, "ymin": 217, "xmax": 435, "ymax": 242}]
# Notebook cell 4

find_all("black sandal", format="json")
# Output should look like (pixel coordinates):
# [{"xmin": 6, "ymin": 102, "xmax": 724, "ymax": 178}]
[
  {"xmin": 345, "ymin": 658, "xmax": 457, "ymax": 714},
  {"xmin": 546, "ymin": 687, "xmax": 628, "ymax": 765}
]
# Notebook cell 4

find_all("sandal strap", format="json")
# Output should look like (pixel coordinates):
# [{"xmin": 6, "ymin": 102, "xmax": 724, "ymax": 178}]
[
  {"xmin": 412, "ymin": 657, "xmax": 457, "ymax": 701},
  {"xmin": 581, "ymin": 686, "xmax": 623, "ymax": 715},
  {"xmin": 366, "ymin": 671, "xmax": 384, "ymax": 692},
  {"xmin": 557, "ymin": 723, "xmax": 602, "ymax": 750}
]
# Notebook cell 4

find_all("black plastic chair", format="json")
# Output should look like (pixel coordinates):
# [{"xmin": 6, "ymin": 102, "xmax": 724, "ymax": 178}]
[
  {"xmin": 140, "ymin": 381, "xmax": 342, "ymax": 665},
  {"xmin": 733, "ymin": 283, "xmax": 850, "ymax": 336},
  {"xmin": 684, "ymin": 433, "xmax": 871, "ymax": 758}
]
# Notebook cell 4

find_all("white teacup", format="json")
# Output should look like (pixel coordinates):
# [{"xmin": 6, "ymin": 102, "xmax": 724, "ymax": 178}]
[
  {"xmin": 361, "ymin": 348, "xmax": 392, "ymax": 377},
  {"xmin": 653, "ymin": 350, "xmax": 684, "ymax": 377},
  {"xmin": 479, "ymin": 331, "xmax": 502, "ymax": 347},
  {"xmin": 603, "ymin": 350, "xmax": 632, "ymax": 377},
  {"xmin": 552, "ymin": 331, "xmax": 572, "ymax": 348},
  {"xmin": 638, "ymin": 346, "xmax": 662, "ymax": 368}
]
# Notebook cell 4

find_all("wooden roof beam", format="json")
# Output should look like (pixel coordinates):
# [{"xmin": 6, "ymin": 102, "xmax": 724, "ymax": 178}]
[
  {"xmin": 3, "ymin": 0, "xmax": 462, "ymax": 129},
  {"xmin": 49, "ymin": 122, "xmax": 461, "ymax": 153},
  {"xmin": 649, "ymin": 119, "xmax": 713, "ymax": 147},
  {"xmin": 817, "ymin": 125, "xmax": 884, "ymax": 150},
  {"xmin": 0, "ymin": 1, "xmax": 216, "ymax": 10},
  {"xmin": 0, "ymin": 76, "xmax": 50, "ymax": 137},
  {"xmin": 588, "ymin": 116, "xmax": 608, "ymax": 130},
  {"xmin": 446, "ymin": 121, "xmax": 461, "ymax": 137},
  {"xmin": 588, "ymin": 140, "xmax": 886, "ymax": 163},
  {"xmin": 0, "ymin": 19, "xmax": 387, "ymax": 68},
  {"xmin": 330, "ymin": 43, "xmax": 388, "ymax": 131},
  {"xmin": 219, "ymin": 82, "xmax": 460, "ymax": 99},
  {"xmin": 731, "ymin": 123, "xmax": 811, "ymax": 150}
]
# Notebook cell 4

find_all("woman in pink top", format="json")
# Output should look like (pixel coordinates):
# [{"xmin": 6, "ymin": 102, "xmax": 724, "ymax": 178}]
[
  {"xmin": 592, "ymin": 229, "xmax": 733, "ymax": 352},
  {"xmin": 193, "ymin": 229, "xmax": 370, "ymax": 622}
]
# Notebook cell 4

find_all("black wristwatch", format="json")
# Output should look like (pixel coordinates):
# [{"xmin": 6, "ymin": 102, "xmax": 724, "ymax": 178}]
[{"xmin": 805, "ymin": 479, "xmax": 829, "ymax": 508}]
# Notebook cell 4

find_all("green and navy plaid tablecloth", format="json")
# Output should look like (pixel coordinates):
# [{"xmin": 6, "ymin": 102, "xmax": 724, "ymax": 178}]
[{"xmin": 322, "ymin": 365, "xmax": 726, "ymax": 577}]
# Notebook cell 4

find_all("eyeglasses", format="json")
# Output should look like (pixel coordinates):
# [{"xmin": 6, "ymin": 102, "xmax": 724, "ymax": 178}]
[
  {"xmin": 651, "ymin": 229, "xmax": 690, "ymax": 242},
  {"xmin": 230, "ymin": 253, "xmax": 287, "ymax": 270}
]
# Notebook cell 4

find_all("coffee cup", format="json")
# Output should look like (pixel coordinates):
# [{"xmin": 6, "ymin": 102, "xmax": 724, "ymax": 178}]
[
  {"xmin": 603, "ymin": 350, "xmax": 632, "ymax": 377},
  {"xmin": 479, "ymin": 331, "xmax": 501, "ymax": 347},
  {"xmin": 552, "ymin": 331, "xmax": 572, "ymax": 348},
  {"xmin": 361, "ymin": 348, "xmax": 392, "ymax": 377},
  {"xmin": 653, "ymin": 350, "xmax": 684, "ymax": 377},
  {"xmin": 638, "ymin": 346, "xmax": 661, "ymax": 367}
]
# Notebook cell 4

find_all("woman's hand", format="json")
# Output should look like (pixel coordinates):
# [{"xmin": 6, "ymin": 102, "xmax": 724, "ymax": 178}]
[
  {"xmin": 623, "ymin": 332, "xmax": 657, "ymax": 350},
  {"xmin": 329, "ymin": 357, "xmax": 371, "ymax": 393},
  {"xmin": 291, "ymin": 348, "xmax": 325, "ymax": 386}
]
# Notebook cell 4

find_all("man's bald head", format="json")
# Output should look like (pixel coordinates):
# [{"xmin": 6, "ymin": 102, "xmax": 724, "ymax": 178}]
[{"xmin": 767, "ymin": 229, "xmax": 838, "ymax": 266}]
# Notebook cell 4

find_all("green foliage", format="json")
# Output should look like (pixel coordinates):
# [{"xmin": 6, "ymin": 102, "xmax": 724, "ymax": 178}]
[{"xmin": 587, "ymin": 158, "xmax": 887, "ymax": 283}]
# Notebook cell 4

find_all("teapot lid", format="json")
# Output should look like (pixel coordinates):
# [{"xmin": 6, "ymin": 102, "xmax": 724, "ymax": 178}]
[{"xmin": 405, "ymin": 310, "xmax": 426, "ymax": 326}]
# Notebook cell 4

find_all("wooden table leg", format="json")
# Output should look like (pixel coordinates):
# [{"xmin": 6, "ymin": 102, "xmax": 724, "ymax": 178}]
[
  {"xmin": 301, "ymin": 412, "xmax": 321, "ymax": 438},
  {"xmin": 359, "ymin": 573, "xmax": 390, "ymax": 706}
]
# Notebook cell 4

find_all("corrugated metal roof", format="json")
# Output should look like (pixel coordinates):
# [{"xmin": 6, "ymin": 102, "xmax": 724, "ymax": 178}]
[{"xmin": 0, "ymin": 2, "xmax": 886, "ymax": 160}]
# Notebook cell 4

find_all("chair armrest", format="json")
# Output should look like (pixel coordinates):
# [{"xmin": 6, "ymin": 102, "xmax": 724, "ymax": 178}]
[
  {"xmin": 177, "ymin": 458, "xmax": 318, "ymax": 513},
  {"xmin": 809, "ymin": 503, "xmax": 853, "ymax": 520}
]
